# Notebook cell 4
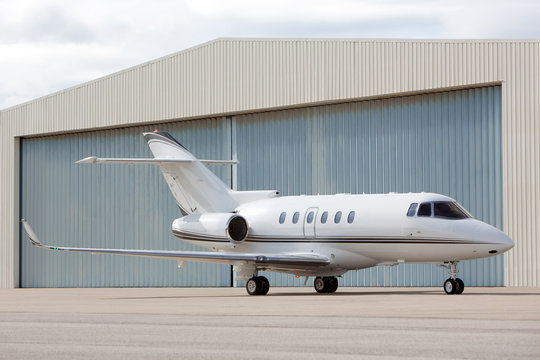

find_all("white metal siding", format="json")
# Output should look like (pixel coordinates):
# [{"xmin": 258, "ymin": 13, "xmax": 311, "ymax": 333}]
[{"xmin": 1, "ymin": 39, "xmax": 539, "ymax": 287}]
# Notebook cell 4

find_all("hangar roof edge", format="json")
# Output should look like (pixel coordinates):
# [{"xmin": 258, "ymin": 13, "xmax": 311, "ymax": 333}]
[{"xmin": 1, "ymin": 37, "xmax": 539, "ymax": 113}]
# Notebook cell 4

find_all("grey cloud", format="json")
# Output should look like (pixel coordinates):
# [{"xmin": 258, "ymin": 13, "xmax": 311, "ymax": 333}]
[
  {"xmin": 0, "ymin": 5, "xmax": 131, "ymax": 45},
  {"xmin": 203, "ymin": 14, "xmax": 444, "ymax": 39}
]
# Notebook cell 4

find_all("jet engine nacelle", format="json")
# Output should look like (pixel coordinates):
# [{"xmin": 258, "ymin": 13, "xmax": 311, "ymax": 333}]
[{"xmin": 172, "ymin": 212, "xmax": 249, "ymax": 245}]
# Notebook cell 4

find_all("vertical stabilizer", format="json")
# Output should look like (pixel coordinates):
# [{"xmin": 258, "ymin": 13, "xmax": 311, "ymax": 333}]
[{"xmin": 143, "ymin": 132, "xmax": 238, "ymax": 214}]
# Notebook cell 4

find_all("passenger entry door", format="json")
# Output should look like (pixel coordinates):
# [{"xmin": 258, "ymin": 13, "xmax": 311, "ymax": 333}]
[{"xmin": 303, "ymin": 207, "xmax": 319, "ymax": 238}]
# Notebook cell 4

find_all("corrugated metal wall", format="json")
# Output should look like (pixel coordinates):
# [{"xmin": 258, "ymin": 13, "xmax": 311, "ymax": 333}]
[
  {"xmin": 2, "ymin": 39, "xmax": 539, "ymax": 287},
  {"xmin": 20, "ymin": 118, "xmax": 232, "ymax": 287},
  {"xmin": 236, "ymin": 86, "xmax": 503, "ymax": 287}
]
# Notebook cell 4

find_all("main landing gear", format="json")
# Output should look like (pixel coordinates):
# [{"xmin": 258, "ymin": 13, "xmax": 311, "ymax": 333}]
[
  {"xmin": 246, "ymin": 276, "xmax": 270, "ymax": 295},
  {"xmin": 441, "ymin": 261, "xmax": 465, "ymax": 295},
  {"xmin": 245, "ymin": 275, "xmax": 340, "ymax": 295},
  {"xmin": 314, "ymin": 276, "xmax": 339, "ymax": 294}
]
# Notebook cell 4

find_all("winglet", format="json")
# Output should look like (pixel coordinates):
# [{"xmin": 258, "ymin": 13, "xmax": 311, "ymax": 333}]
[{"xmin": 21, "ymin": 219, "xmax": 45, "ymax": 248}]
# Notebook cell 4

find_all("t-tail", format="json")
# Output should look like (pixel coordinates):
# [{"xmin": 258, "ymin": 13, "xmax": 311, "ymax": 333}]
[{"xmin": 76, "ymin": 131, "xmax": 279, "ymax": 214}]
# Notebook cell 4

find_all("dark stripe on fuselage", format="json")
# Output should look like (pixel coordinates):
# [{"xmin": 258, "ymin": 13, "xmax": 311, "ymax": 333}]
[
  {"xmin": 247, "ymin": 234, "xmax": 470, "ymax": 241},
  {"xmin": 245, "ymin": 240, "xmax": 489, "ymax": 244},
  {"xmin": 172, "ymin": 230, "xmax": 494, "ymax": 245},
  {"xmin": 174, "ymin": 229, "xmax": 228, "ymax": 240},
  {"xmin": 173, "ymin": 230, "xmax": 228, "ymax": 242}
]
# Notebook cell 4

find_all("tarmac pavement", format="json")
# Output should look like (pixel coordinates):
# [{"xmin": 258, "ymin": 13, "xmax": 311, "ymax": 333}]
[{"xmin": 1, "ymin": 287, "xmax": 539, "ymax": 359}]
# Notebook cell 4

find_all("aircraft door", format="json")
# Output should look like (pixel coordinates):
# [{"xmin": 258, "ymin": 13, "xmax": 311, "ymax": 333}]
[{"xmin": 303, "ymin": 207, "xmax": 319, "ymax": 238}]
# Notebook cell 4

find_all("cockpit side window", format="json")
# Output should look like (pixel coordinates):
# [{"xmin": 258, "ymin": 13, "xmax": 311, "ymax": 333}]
[
  {"xmin": 417, "ymin": 202, "xmax": 432, "ymax": 217},
  {"xmin": 407, "ymin": 203, "xmax": 418, "ymax": 217},
  {"xmin": 434, "ymin": 202, "xmax": 469, "ymax": 219}
]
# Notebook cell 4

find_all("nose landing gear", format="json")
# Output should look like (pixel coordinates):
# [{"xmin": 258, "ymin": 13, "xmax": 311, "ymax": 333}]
[{"xmin": 441, "ymin": 261, "xmax": 464, "ymax": 294}]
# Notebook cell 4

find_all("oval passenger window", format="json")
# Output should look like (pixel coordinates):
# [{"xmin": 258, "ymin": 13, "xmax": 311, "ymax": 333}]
[
  {"xmin": 307, "ymin": 211, "xmax": 314, "ymax": 223},
  {"xmin": 321, "ymin": 211, "xmax": 328, "ymax": 223}
]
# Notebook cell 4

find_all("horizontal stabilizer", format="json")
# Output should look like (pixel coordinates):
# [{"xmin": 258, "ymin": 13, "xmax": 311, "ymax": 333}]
[
  {"xmin": 76, "ymin": 157, "xmax": 238, "ymax": 166},
  {"xmin": 21, "ymin": 220, "xmax": 329, "ymax": 267}
]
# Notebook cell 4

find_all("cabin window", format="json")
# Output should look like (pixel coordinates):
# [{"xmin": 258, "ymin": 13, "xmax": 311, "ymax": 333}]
[
  {"xmin": 292, "ymin": 211, "xmax": 300, "ymax": 224},
  {"xmin": 407, "ymin": 203, "xmax": 418, "ymax": 217},
  {"xmin": 347, "ymin": 211, "xmax": 355, "ymax": 223},
  {"xmin": 320, "ymin": 211, "xmax": 328, "ymax": 224},
  {"xmin": 279, "ymin": 212, "xmax": 286, "ymax": 224},
  {"xmin": 307, "ymin": 211, "xmax": 314, "ymax": 224},
  {"xmin": 434, "ymin": 202, "xmax": 469, "ymax": 219},
  {"xmin": 334, "ymin": 211, "xmax": 342, "ymax": 223},
  {"xmin": 417, "ymin": 202, "xmax": 432, "ymax": 217}
]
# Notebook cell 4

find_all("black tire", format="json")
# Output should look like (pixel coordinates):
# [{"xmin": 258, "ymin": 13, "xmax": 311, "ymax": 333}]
[
  {"xmin": 246, "ymin": 277, "xmax": 262, "ymax": 295},
  {"xmin": 314, "ymin": 277, "xmax": 326, "ymax": 293},
  {"xmin": 259, "ymin": 276, "xmax": 270, "ymax": 295},
  {"xmin": 322, "ymin": 276, "xmax": 332, "ymax": 292},
  {"xmin": 444, "ymin": 278, "xmax": 457, "ymax": 294},
  {"xmin": 328, "ymin": 276, "xmax": 339, "ymax": 293},
  {"xmin": 455, "ymin": 278, "xmax": 464, "ymax": 294}
]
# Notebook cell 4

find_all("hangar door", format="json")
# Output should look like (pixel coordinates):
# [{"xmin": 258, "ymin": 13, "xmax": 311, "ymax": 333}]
[
  {"xmin": 20, "ymin": 86, "xmax": 502, "ymax": 287},
  {"xmin": 20, "ymin": 118, "xmax": 234, "ymax": 287},
  {"xmin": 236, "ymin": 86, "xmax": 503, "ymax": 287}
]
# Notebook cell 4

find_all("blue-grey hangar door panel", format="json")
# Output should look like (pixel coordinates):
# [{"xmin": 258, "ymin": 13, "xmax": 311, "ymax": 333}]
[
  {"xmin": 20, "ymin": 119, "xmax": 234, "ymax": 287},
  {"xmin": 20, "ymin": 86, "xmax": 502, "ymax": 288}
]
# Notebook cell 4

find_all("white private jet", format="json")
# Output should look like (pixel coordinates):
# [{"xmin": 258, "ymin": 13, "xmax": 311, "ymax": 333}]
[{"xmin": 21, "ymin": 131, "xmax": 514, "ymax": 295}]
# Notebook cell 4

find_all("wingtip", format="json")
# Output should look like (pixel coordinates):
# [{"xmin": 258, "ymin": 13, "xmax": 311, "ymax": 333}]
[
  {"xmin": 20, "ymin": 219, "xmax": 43, "ymax": 247},
  {"xmin": 75, "ymin": 156, "xmax": 97, "ymax": 164}
]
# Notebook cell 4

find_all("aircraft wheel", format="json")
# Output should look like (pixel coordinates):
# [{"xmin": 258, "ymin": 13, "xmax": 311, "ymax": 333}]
[
  {"xmin": 246, "ymin": 277, "xmax": 262, "ymax": 295},
  {"xmin": 314, "ymin": 277, "xmax": 327, "ymax": 293},
  {"xmin": 328, "ymin": 276, "xmax": 339, "ymax": 293},
  {"xmin": 444, "ymin": 278, "xmax": 457, "ymax": 294},
  {"xmin": 455, "ymin": 278, "xmax": 465, "ymax": 294},
  {"xmin": 259, "ymin": 276, "xmax": 270, "ymax": 295}
]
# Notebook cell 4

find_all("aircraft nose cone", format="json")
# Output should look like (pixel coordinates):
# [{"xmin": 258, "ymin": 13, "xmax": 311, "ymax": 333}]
[
  {"xmin": 498, "ymin": 230, "xmax": 514, "ymax": 252},
  {"xmin": 486, "ymin": 225, "xmax": 514, "ymax": 254}
]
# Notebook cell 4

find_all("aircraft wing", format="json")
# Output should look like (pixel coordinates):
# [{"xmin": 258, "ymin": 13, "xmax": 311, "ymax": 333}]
[{"xmin": 21, "ymin": 220, "xmax": 329, "ymax": 267}]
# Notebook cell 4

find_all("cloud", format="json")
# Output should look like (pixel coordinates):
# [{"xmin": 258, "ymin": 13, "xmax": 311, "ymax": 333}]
[
  {"xmin": 0, "ymin": 6, "xmax": 93, "ymax": 43},
  {"xmin": 1, "ymin": 0, "xmax": 539, "ymax": 110}
]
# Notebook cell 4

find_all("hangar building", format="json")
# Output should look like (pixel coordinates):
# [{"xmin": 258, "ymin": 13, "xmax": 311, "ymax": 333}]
[{"xmin": 1, "ymin": 39, "xmax": 539, "ymax": 288}]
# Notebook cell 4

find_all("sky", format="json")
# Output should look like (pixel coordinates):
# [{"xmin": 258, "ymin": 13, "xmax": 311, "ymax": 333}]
[{"xmin": 1, "ymin": 0, "xmax": 539, "ymax": 110}]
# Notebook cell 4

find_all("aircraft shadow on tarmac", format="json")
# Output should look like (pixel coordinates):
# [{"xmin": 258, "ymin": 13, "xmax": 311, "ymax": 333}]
[
  {"xmin": 268, "ymin": 291, "xmax": 540, "ymax": 297},
  {"xmin": 108, "ymin": 289, "xmax": 540, "ymax": 300}
]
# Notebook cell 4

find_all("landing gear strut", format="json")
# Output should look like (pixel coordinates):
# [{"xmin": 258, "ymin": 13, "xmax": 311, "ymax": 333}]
[
  {"xmin": 246, "ymin": 276, "xmax": 270, "ymax": 295},
  {"xmin": 441, "ymin": 261, "xmax": 464, "ymax": 295},
  {"xmin": 314, "ymin": 276, "xmax": 339, "ymax": 293}
]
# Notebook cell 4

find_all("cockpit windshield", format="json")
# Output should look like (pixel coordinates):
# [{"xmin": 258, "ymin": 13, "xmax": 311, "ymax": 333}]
[
  {"xmin": 433, "ymin": 201, "xmax": 470, "ymax": 219},
  {"xmin": 407, "ymin": 201, "xmax": 472, "ymax": 219}
]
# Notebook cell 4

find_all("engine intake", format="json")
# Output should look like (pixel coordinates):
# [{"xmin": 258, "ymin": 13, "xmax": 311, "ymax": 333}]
[{"xmin": 227, "ymin": 215, "xmax": 248, "ymax": 243}]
